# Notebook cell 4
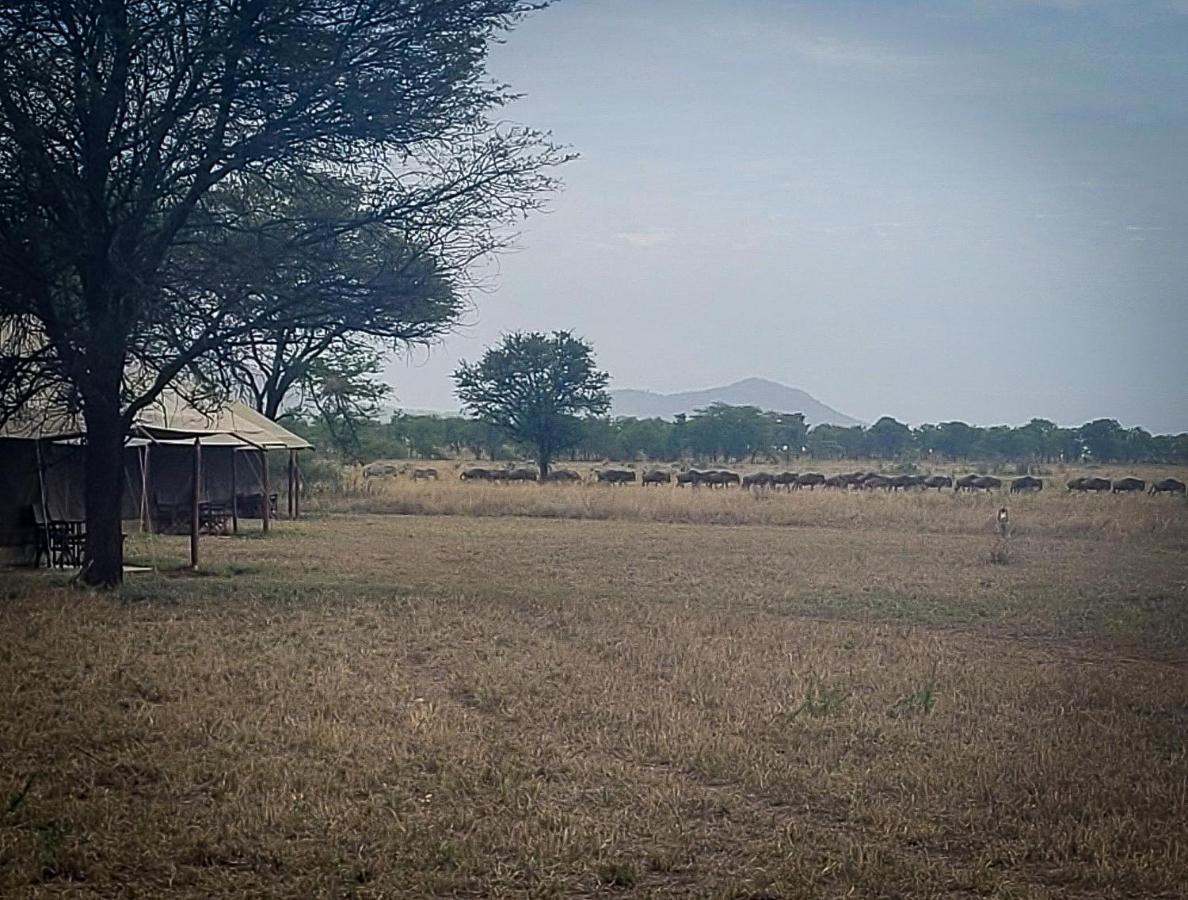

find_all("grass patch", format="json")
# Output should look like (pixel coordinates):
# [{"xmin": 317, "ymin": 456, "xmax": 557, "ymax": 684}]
[{"xmin": 2, "ymin": 511, "xmax": 1187, "ymax": 897}]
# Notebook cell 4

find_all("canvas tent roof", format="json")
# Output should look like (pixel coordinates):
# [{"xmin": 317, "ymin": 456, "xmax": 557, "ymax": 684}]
[{"xmin": 1, "ymin": 389, "xmax": 311, "ymax": 449}]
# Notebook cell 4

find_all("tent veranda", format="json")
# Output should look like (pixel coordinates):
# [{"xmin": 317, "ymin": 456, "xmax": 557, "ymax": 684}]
[{"xmin": 0, "ymin": 393, "xmax": 311, "ymax": 566}]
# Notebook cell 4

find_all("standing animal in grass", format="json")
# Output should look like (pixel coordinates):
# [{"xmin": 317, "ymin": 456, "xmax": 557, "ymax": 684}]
[
  {"xmin": 506, "ymin": 467, "xmax": 538, "ymax": 482},
  {"xmin": 676, "ymin": 469, "xmax": 704, "ymax": 487},
  {"xmin": 923, "ymin": 475, "xmax": 952, "ymax": 490},
  {"xmin": 642, "ymin": 469, "xmax": 672, "ymax": 486},
  {"xmin": 971, "ymin": 476, "xmax": 1002, "ymax": 491},
  {"xmin": 889, "ymin": 474, "xmax": 924, "ymax": 491},
  {"xmin": 411, "ymin": 467, "xmax": 439, "ymax": 481},
  {"xmin": 363, "ymin": 462, "xmax": 400, "ymax": 478},
  {"xmin": 1150, "ymin": 478, "xmax": 1186, "ymax": 496},
  {"xmin": 702, "ymin": 470, "xmax": 741, "ymax": 488},
  {"xmin": 862, "ymin": 474, "xmax": 892, "ymax": 490},
  {"xmin": 742, "ymin": 472, "xmax": 774, "ymax": 490},
  {"xmin": 595, "ymin": 468, "xmax": 636, "ymax": 485},
  {"xmin": 795, "ymin": 472, "xmax": 826, "ymax": 490},
  {"xmin": 1068, "ymin": 476, "xmax": 1110, "ymax": 492},
  {"xmin": 543, "ymin": 469, "xmax": 581, "ymax": 483},
  {"xmin": 772, "ymin": 472, "xmax": 799, "ymax": 490},
  {"xmin": 1111, "ymin": 477, "xmax": 1145, "ymax": 493},
  {"xmin": 1010, "ymin": 475, "xmax": 1043, "ymax": 493},
  {"xmin": 954, "ymin": 474, "xmax": 981, "ymax": 492},
  {"xmin": 459, "ymin": 467, "xmax": 492, "ymax": 481},
  {"xmin": 823, "ymin": 474, "xmax": 847, "ymax": 489}
]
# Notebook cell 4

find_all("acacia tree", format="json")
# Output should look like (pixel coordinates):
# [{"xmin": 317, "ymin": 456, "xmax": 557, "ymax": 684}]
[
  {"xmin": 301, "ymin": 341, "xmax": 391, "ymax": 462},
  {"xmin": 207, "ymin": 172, "xmax": 463, "ymax": 419},
  {"xmin": 0, "ymin": 0, "xmax": 567, "ymax": 585},
  {"xmin": 453, "ymin": 331, "xmax": 610, "ymax": 477}
]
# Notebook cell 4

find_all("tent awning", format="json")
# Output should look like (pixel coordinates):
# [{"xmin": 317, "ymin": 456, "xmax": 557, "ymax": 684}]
[{"xmin": 1, "ymin": 389, "xmax": 311, "ymax": 450}]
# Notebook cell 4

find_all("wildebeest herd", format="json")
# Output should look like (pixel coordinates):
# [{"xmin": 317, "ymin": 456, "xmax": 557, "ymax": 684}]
[{"xmin": 446, "ymin": 466, "xmax": 1186, "ymax": 496}]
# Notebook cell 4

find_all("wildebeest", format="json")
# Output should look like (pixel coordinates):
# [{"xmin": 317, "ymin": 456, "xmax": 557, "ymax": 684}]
[
  {"xmin": 954, "ymin": 474, "xmax": 981, "ymax": 492},
  {"xmin": 1068, "ymin": 476, "xmax": 1110, "ymax": 492},
  {"xmin": 675, "ymin": 469, "xmax": 703, "ymax": 487},
  {"xmin": 795, "ymin": 472, "xmax": 826, "ymax": 490},
  {"xmin": 889, "ymin": 474, "xmax": 924, "ymax": 491},
  {"xmin": 823, "ymin": 474, "xmax": 847, "ymax": 489},
  {"xmin": 543, "ymin": 469, "xmax": 581, "ymax": 483},
  {"xmin": 1010, "ymin": 475, "xmax": 1043, "ymax": 493},
  {"xmin": 922, "ymin": 475, "xmax": 953, "ymax": 490},
  {"xmin": 1111, "ymin": 477, "xmax": 1145, "ymax": 493},
  {"xmin": 411, "ymin": 467, "xmax": 439, "ymax": 481},
  {"xmin": 1150, "ymin": 478, "xmax": 1186, "ymax": 496},
  {"xmin": 504, "ymin": 467, "xmax": 538, "ymax": 482},
  {"xmin": 862, "ymin": 474, "xmax": 892, "ymax": 490},
  {"xmin": 595, "ymin": 468, "xmax": 637, "ymax": 485},
  {"xmin": 642, "ymin": 469, "xmax": 672, "ymax": 486},
  {"xmin": 363, "ymin": 462, "xmax": 400, "ymax": 478},
  {"xmin": 702, "ymin": 469, "xmax": 741, "ymax": 488},
  {"xmin": 742, "ymin": 472, "xmax": 774, "ymax": 489},
  {"xmin": 971, "ymin": 476, "xmax": 1002, "ymax": 491},
  {"xmin": 772, "ymin": 472, "xmax": 799, "ymax": 490},
  {"xmin": 459, "ymin": 467, "xmax": 493, "ymax": 481}
]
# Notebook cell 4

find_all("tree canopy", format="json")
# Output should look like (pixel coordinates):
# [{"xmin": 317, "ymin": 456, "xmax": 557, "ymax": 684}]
[
  {"xmin": 0, "ymin": 0, "xmax": 566, "ymax": 584},
  {"xmin": 453, "ymin": 331, "xmax": 610, "ymax": 476}
]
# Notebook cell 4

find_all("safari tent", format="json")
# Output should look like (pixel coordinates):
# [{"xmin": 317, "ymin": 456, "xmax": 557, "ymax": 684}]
[{"xmin": 0, "ymin": 392, "xmax": 310, "ymax": 566}]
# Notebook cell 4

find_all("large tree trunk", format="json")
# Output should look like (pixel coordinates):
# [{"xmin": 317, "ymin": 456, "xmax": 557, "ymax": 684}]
[{"xmin": 81, "ymin": 399, "xmax": 127, "ymax": 587}]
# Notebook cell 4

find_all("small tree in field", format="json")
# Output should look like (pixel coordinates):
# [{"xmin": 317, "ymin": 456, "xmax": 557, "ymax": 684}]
[{"xmin": 453, "ymin": 331, "xmax": 610, "ymax": 477}]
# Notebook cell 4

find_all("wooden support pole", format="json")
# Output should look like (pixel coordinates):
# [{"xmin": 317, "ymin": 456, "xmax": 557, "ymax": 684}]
[
  {"xmin": 287, "ymin": 449, "xmax": 295, "ymax": 518},
  {"xmin": 190, "ymin": 438, "xmax": 201, "ymax": 569},
  {"xmin": 294, "ymin": 452, "xmax": 301, "ymax": 520},
  {"xmin": 261, "ymin": 448, "xmax": 271, "ymax": 533},
  {"xmin": 141, "ymin": 444, "xmax": 152, "ymax": 533},
  {"xmin": 230, "ymin": 449, "xmax": 239, "ymax": 535}
]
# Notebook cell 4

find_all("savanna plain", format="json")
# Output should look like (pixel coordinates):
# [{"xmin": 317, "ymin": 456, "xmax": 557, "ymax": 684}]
[{"xmin": 2, "ymin": 469, "xmax": 1187, "ymax": 898}]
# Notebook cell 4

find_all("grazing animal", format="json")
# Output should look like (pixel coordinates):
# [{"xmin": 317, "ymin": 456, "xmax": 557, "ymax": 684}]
[
  {"xmin": 889, "ymin": 474, "xmax": 923, "ymax": 491},
  {"xmin": 1068, "ymin": 476, "xmax": 1110, "ymax": 492},
  {"xmin": 1111, "ymin": 477, "xmax": 1145, "ymax": 493},
  {"xmin": 823, "ymin": 474, "xmax": 847, "ymax": 489},
  {"xmin": 363, "ymin": 462, "xmax": 400, "ymax": 478},
  {"xmin": 954, "ymin": 474, "xmax": 981, "ymax": 492},
  {"xmin": 543, "ymin": 469, "xmax": 581, "ymax": 483},
  {"xmin": 459, "ymin": 467, "xmax": 492, "ymax": 481},
  {"xmin": 795, "ymin": 472, "xmax": 826, "ymax": 490},
  {"xmin": 1150, "ymin": 478, "xmax": 1186, "ymax": 496},
  {"xmin": 505, "ymin": 467, "xmax": 538, "ymax": 482},
  {"xmin": 971, "ymin": 476, "xmax": 1002, "ymax": 491},
  {"xmin": 772, "ymin": 472, "xmax": 799, "ymax": 490},
  {"xmin": 922, "ymin": 475, "xmax": 953, "ymax": 490},
  {"xmin": 702, "ymin": 469, "xmax": 741, "ymax": 488},
  {"xmin": 1010, "ymin": 475, "xmax": 1043, "ymax": 493},
  {"xmin": 596, "ymin": 468, "xmax": 637, "ymax": 485},
  {"xmin": 642, "ymin": 469, "xmax": 672, "ymax": 486},
  {"xmin": 742, "ymin": 472, "xmax": 775, "ymax": 489},
  {"xmin": 862, "ymin": 474, "xmax": 892, "ymax": 490},
  {"xmin": 411, "ymin": 467, "xmax": 439, "ymax": 481},
  {"xmin": 676, "ymin": 469, "xmax": 703, "ymax": 487}
]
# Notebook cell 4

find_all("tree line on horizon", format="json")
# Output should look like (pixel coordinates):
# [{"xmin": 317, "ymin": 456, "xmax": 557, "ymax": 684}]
[{"xmin": 292, "ymin": 403, "xmax": 1188, "ymax": 468}]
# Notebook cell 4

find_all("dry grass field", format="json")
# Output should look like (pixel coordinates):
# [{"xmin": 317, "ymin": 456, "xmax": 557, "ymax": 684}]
[{"xmin": 2, "ymin": 475, "xmax": 1187, "ymax": 897}]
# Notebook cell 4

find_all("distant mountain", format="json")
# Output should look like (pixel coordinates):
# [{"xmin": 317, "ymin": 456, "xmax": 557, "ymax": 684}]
[{"xmin": 610, "ymin": 378, "xmax": 864, "ymax": 426}]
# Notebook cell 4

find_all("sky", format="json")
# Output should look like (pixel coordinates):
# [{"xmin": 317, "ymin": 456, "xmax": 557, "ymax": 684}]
[{"xmin": 384, "ymin": 0, "xmax": 1188, "ymax": 434}]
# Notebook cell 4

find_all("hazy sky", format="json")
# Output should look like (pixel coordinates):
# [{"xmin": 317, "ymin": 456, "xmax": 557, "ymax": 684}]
[{"xmin": 385, "ymin": 0, "xmax": 1188, "ymax": 433}]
